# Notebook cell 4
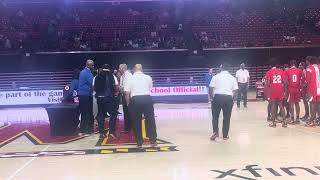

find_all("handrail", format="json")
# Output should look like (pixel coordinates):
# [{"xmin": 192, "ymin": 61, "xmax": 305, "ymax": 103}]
[
  {"xmin": 35, "ymin": 49, "xmax": 188, "ymax": 55},
  {"xmin": 1, "ymin": 45, "xmax": 318, "ymax": 56},
  {"xmin": 0, "ymin": 71, "xmax": 73, "ymax": 75},
  {"xmin": 0, "ymin": 66, "xmax": 269, "ymax": 91}
]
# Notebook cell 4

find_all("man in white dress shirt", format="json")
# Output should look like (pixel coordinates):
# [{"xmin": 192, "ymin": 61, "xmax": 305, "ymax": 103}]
[
  {"xmin": 235, "ymin": 63, "xmax": 250, "ymax": 108},
  {"xmin": 209, "ymin": 63, "xmax": 238, "ymax": 141},
  {"xmin": 124, "ymin": 64, "xmax": 157, "ymax": 149},
  {"xmin": 119, "ymin": 63, "xmax": 133, "ymax": 133}
]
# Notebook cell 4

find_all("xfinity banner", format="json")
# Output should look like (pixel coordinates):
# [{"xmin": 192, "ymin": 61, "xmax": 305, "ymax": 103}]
[{"xmin": 0, "ymin": 90, "xmax": 63, "ymax": 106}]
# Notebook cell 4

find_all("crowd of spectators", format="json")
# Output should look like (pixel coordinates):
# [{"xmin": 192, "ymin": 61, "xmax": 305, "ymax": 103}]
[
  {"xmin": 0, "ymin": 8, "xmax": 31, "ymax": 52},
  {"xmin": 188, "ymin": 1, "xmax": 320, "ymax": 48},
  {"xmin": 0, "ymin": 2, "xmax": 186, "ymax": 52},
  {"xmin": 1, "ymin": 1, "xmax": 320, "ymax": 52}
]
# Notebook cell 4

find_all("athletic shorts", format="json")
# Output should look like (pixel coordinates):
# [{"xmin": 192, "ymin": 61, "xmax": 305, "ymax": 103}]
[
  {"xmin": 288, "ymin": 88, "xmax": 300, "ymax": 103},
  {"xmin": 269, "ymin": 92, "xmax": 284, "ymax": 102}
]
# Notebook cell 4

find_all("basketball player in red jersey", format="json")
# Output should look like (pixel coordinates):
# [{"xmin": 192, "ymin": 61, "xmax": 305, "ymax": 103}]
[
  {"xmin": 265, "ymin": 60, "xmax": 288, "ymax": 128},
  {"xmin": 305, "ymin": 56, "xmax": 320, "ymax": 127},
  {"xmin": 299, "ymin": 61, "xmax": 310, "ymax": 121},
  {"xmin": 286, "ymin": 60, "xmax": 302, "ymax": 124}
]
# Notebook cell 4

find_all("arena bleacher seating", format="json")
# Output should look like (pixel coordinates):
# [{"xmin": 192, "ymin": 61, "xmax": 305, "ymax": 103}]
[
  {"xmin": 0, "ymin": 71, "xmax": 72, "ymax": 90},
  {"xmin": 187, "ymin": 5, "xmax": 320, "ymax": 48},
  {"xmin": 0, "ymin": 1, "xmax": 185, "ymax": 52},
  {"xmin": 1, "ymin": 1, "xmax": 320, "ymax": 52}
]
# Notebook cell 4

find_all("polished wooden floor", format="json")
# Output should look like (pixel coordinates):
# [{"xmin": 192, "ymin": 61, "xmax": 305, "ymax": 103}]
[{"xmin": 1, "ymin": 102, "xmax": 320, "ymax": 180}]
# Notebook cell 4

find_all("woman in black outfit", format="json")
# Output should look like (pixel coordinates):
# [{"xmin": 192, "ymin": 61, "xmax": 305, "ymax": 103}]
[{"xmin": 94, "ymin": 64, "xmax": 118, "ymax": 139}]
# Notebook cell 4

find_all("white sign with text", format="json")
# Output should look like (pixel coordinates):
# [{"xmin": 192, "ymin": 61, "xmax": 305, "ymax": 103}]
[
  {"xmin": 0, "ymin": 86, "xmax": 208, "ymax": 105},
  {"xmin": 0, "ymin": 90, "xmax": 63, "ymax": 105},
  {"xmin": 150, "ymin": 86, "xmax": 207, "ymax": 96}
]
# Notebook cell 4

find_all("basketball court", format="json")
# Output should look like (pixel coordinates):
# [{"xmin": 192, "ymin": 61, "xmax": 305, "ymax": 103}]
[{"xmin": 1, "ymin": 100, "xmax": 320, "ymax": 180}]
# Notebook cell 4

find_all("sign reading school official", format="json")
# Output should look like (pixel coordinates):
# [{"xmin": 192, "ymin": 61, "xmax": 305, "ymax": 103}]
[
  {"xmin": 151, "ymin": 86, "xmax": 207, "ymax": 96},
  {"xmin": 0, "ymin": 90, "xmax": 63, "ymax": 105}
]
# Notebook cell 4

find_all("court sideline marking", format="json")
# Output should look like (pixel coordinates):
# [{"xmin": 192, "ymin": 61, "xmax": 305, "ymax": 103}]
[{"xmin": 5, "ymin": 145, "xmax": 50, "ymax": 180}]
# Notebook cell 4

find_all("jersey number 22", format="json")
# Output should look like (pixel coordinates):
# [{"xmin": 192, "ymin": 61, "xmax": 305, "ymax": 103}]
[{"xmin": 273, "ymin": 75, "xmax": 282, "ymax": 84}]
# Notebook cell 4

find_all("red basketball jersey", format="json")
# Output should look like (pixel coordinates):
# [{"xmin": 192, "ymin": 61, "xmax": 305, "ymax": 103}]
[
  {"xmin": 306, "ymin": 64, "xmax": 320, "ymax": 97},
  {"xmin": 286, "ymin": 66, "xmax": 302, "ymax": 89},
  {"xmin": 265, "ymin": 67, "xmax": 285, "ymax": 92}
]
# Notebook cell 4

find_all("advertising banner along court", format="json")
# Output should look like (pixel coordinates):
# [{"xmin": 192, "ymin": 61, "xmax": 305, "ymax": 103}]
[{"xmin": 0, "ymin": 86, "xmax": 207, "ymax": 105}]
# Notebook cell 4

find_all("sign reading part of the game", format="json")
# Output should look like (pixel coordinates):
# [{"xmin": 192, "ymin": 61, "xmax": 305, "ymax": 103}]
[
  {"xmin": 0, "ymin": 86, "xmax": 207, "ymax": 105},
  {"xmin": 0, "ymin": 90, "xmax": 63, "ymax": 105}
]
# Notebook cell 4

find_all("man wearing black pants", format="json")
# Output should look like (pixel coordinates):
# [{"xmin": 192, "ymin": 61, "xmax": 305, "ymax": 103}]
[
  {"xmin": 79, "ymin": 96, "xmax": 94, "ymax": 134},
  {"xmin": 78, "ymin": 59, "xmax": 94, "ymax": 136},
  {"xmin": 210, "ymin": 63, "xmax": 238, "ymax": 141},
  {"xmin": 212, "ymin": 95, "xmax": 234, "ymax": 138},
  {"xmin": 129, "ymin": 95, "xmax": 157, "ymax": 147},
  {"xmin": 94, "ymin": 64, "xmax": 118, "ymax": 139},
  {"xmin": 125, "ymin": 64, "xmax": 157, "ymax": 149},
  {"xmin": 236, "ymin": 63, "xmax": 250, "ymax": 108}
]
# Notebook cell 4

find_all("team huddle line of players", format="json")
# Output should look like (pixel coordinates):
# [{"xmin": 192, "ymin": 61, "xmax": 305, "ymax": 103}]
[{"xmin": 264, "ymin": 56, "xmax": 320, "ymax": 128}]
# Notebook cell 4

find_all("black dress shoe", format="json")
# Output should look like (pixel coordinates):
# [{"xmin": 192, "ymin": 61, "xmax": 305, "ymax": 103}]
[
  {"xmin": 282, "ymin": 122, "xmax": 288, "ymax": 128},
  {"xmin": 150, "ymin": 141, "xmax": 158, "ymax": 147},
  {"xmin": 137, "ymin": 144, "xmax": 143, "ymax": 150},
  {"xmin": 223, "ymin": 136, "xmax": 229, "ymax": 140},
  {"xmin": 210, "ymin": 133, "xmax": 219, "ymax": 141},
  {"xmin": 99, "ymin": 134, "xmax": 106, "ymax": 139},
  {"xmin": 269, "ymin": 122, "xmax": 276, "ymax": 128}
]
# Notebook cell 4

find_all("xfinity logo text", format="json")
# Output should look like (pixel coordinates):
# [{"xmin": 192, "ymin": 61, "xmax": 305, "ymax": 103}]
[{"xmin": 211, "ymin": 165, "xmax": 320, "ymax": 179}]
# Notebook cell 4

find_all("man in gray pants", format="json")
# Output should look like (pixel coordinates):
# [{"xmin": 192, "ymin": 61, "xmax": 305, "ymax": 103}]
[{"xmin": 236, "ymin": 63, "xmax": 250, "ymax": 108}]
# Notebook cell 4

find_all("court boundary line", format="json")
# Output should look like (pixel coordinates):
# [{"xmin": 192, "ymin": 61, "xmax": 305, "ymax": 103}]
[
  {"xmin": 5, "ymin": 145, "xmax": 50, "ymax": 180},
  {"xmin": 0, "ymin": 146, "xmax": 178, "ymax": 159}
]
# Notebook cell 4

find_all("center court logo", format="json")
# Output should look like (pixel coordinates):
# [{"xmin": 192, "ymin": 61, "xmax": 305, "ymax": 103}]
[{"xmin": 211, "ymin": 165, "xmax": 320, "ymax": 179}]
